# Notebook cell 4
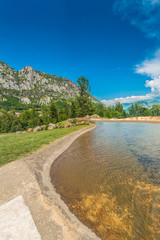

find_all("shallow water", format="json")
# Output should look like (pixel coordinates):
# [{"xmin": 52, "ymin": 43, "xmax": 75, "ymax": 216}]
[{"xmin": 51, "ymin": 122, "xmax": 160, "ymax": 240}]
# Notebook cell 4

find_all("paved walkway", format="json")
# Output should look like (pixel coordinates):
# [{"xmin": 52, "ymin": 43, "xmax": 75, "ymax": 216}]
[
  {"xmin": 0, "ymin": 126, "xmax": 100, "ymax": 240},
  {"xmin": 0, "ymin": 196, "xmax": 41, "ymax": 240}
]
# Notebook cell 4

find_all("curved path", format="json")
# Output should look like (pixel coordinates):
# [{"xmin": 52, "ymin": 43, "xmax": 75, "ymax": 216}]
[{"xmin": 0, "ymin": 125, "xmax": 101, "ymax": 240}]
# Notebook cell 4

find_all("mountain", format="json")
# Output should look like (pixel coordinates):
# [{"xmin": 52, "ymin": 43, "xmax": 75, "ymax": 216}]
[
  {"xmin": 0, "ymin": 61, "xmax": 98, "ymax": 109},
  {"xmin": 123, "ymin": 97, "xmax": 160, "ymax": 112}
]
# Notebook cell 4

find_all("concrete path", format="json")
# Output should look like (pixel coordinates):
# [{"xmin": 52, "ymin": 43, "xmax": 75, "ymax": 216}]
[
  {"xmin": 0, "ymin": 126, "xmax": 100, "ymax": 240},
  {"xmin": 0, "ymin": 196, "xmax": 41, "ymax": 240}
]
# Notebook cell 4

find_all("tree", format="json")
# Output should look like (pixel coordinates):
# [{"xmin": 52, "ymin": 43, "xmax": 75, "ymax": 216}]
[
  {"xmin": 112, "ymin": 110, "xmax": 122, "ymax": 119},
  {"xmin": 97, "ymin": 103, "xmax": 105, "ymax": 117},
  {"xmin": 75, "ymin": 76, "xmax": 95, "ymax": 117},
  {"xmin": 0, "ymin": 110, "xmax": 14, "ymax": 133},
  {"xmin": 49, "ymin": 103, "xmax": 58, "ymax": 123},
  {"xmin": 129, "ymin": 104, "xmax": 136, "ymax": 116},
  {"xmin": 152, "ymin": 104, "xmax": 160, "ymax": 116},
  {"xmin": 41, "ymin": 105, "xmax": 52, "ymax": 124},
  {"xmin": 129, "ymin": 102, "xmax": 153, "ymax": 117},
  {"xmin": 143, "ymin": 108, "xmax": 152, "ymax": 116},
  {"xmin": 77, "ymin": 76, "xmax": 90, "ymax": 96},
  {"xmin": 64, "ymin": 102, "xmax": 69, "ymax": 117},
  {"xmin": 10, "ymin": 118, "xmax": 22, "ymax": 132},
  {"xmin": 71, "ymin": 101, "xmax": 76, "ymax": 118},
  {"xmin": 115, "ymin": 102, "xmax": 123, "ymax": 114},
  {"xmin": 19, "ymin": 110, "xmax": 31, "ymax": 129},
  {"xmin": 115, "ymin": 102, "xmax": 127, "ymax": 118},
  {"xmin": 104, "ymin": 108, "xmax": 112, "ymax": 118},
  {"xmin": 28, "ymin": 106, "xmax": 41, "ymax": 128}
]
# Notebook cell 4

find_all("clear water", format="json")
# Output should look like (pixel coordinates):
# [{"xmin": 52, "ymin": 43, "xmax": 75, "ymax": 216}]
[{"xmin": 51, "ymin": 122, "xmax": 160, "ymax": 240}]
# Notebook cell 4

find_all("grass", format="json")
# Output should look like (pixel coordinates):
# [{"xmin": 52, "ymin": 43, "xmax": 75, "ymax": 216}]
[{"xmin": 0, "ymin": 125, "xmax": 87, "ymax": 166}]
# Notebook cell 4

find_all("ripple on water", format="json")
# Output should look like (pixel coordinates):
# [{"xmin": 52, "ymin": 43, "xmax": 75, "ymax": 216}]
[{"xmin": 51, "ymin": 122, "xmax": 160, "ymax": 240}]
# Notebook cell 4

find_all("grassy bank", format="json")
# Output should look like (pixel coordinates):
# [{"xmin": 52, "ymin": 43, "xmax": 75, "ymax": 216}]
[{"xmin": 0, "ymin": 125, "xmax": 87, "ymax": 166}]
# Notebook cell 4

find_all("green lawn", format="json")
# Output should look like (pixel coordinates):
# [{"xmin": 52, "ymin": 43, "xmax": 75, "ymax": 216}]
[{"xmin": 0, "ymin": 125, "xmax": 87, "ymax": 166}]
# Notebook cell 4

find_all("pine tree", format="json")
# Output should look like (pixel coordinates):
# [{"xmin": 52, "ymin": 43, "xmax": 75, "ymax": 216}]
[
  {"xmin": 49, "ymin": 103, "xmax": 58, "ymax": 123},
  {"xmin": 42, "ymin": 105, "xmax": 52, "ymax": 124},
  {"xmin": 64, "ymin": 102, "xmax": 69, "ymax": 117},
  {"xmin": 71, "ymin": 101, "xmax": 76, "ymax": 118},
  {"xmin": 28, "ymin": 105, "xmax": 41, "ymax": 128}
]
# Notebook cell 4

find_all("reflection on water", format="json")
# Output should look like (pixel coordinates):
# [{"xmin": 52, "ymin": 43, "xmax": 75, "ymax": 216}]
[{"xmin": 51, "ymin": 122, "xmax": 160, "ymax": 240}]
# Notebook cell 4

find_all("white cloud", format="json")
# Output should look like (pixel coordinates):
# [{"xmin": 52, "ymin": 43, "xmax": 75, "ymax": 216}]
[
  {"xmin": 102, "ymin": 94, "xmax": 153, "ymax": 106},
  {"xmin": 114, "ymin": 0, "xmax": 160, "ymax": 38},
  {"xmin": 135, "ymin": 49, "xmax": 160, "ymax": 77},
  {"xmin": 146, "ymin": 77, "xmax": 160, "ymax": 94},
  {"xmin": 136, "ymin": 49, "xmax": 160, "ymax": 95},
  {"xmin": 102, "ymin": 49, "xmax": 160, "ymax": 106}
]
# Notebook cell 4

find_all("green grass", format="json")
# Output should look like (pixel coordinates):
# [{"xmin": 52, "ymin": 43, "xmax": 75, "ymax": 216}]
[{"xmin": 0, "ymin": 125, "xmax": 87, "ymax": 166}]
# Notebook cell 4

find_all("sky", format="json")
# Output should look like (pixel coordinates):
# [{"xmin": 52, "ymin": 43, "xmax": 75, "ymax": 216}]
[{"xmin": 0, "ymin": 0, "xmax": 160, "ymax": 104}]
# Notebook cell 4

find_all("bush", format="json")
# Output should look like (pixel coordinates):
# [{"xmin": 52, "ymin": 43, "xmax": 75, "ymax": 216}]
[{"xmin": 72, "ymin": 119, "xmax": 77, "ymax": 124}]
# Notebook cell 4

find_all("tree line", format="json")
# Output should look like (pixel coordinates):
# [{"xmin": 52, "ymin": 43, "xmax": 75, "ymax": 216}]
[
  {"xmin": 128, "ymin": 102, "xmax": 160, "ymax": 117},
  {"xmin": 0, "ymin": 76, "xmax": 160, "ymax": 133}
]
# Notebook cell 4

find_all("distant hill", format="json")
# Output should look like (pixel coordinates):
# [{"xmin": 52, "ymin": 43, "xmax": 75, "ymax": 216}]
[
  {"xmin": 123, "ymin": 97, "xmax": 160, "ymax": 112},
  {"xmin": 0, "ymin": 61, "xmax": 99, "ymax": 110}
]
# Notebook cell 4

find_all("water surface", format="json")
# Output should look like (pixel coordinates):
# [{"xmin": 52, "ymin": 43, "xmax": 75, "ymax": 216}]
[{"xmin": 51, "ymin": 122, "xmax": 160, "ymax": 240}]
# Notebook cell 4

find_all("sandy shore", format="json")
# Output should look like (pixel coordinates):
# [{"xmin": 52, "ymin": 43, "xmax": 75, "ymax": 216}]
[
  {"xmin": 90, "ymin": 116, "xmax": 160, "ymax": 123},
  {"xmin": 0, "ymin": 125, "xmax": 100, "ymax": 240}
]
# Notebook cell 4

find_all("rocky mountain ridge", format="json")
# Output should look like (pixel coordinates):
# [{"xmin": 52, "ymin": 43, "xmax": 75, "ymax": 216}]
[{"xmin": 0, "ymin": 61, "xmax": 85, "ymax": 105}]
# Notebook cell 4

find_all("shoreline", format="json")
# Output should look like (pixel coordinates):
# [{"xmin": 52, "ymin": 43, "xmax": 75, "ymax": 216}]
[
  {"xmin": 0, "ymin": 124, "xmax": 100, "ymax": 240},
  {"xmin": 1, "ymin": 118, "xmax": 159, "ymax": 239},
  {"xmin": 90, "ymin": 117, "xmax": 160, "ymax": 123}
]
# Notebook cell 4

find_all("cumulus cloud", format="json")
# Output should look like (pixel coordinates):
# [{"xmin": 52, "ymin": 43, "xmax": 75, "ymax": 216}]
[
  {"xmin": 135, "ymin": 49, "xmax": 160, "ymax": 77},
  {"xmin": 102, "ymin": 94, "xmax": 153, "ymax": 106},
  {"xmin": 136, "ymin": 48, "xmax": 160, "ymax": 95},
  {"xmin": 113, "ymin": 0, "xmax": 160, "ymax": 38},
  {"xmin": 102, "ymin": 49, "xmax": 160, "ymax": 106},
  {"xmin": 145, "ymin": 77, "xmax": 160, "ymax": 94}
]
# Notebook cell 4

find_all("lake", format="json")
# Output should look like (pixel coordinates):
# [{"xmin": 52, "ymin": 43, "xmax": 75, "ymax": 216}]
[{"xmin": 51, "ymin": 122, "xmax": 160, "ymax": 240}]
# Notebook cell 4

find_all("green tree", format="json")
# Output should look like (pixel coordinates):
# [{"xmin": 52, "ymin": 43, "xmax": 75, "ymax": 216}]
[
  {"xmin": 129, "ymin": 102, "xmax": 153, "ymax": 117},
  {"xmin": 28, "ymin": 106, "xmax": 41, "ymax": 128},
  {"xmin": 75, "ymin": 76, "xmax": 95, "ymax": 117},
  {"xmin": 129, "ymin": 104, "xmax": 136, "ymax": 116},
  {"xmin": 10, "ymin": 118, "xmax": 22, "ymax": 132},
  {"xmin": 104, "ymin": 108, "xmax": 112, "ymax": 118},
  {"xmin": 143, "ymin": 108, "xmax": 152, "ymax": 116},
  {"xmin": 115, "ymin": 102, "xmax": 127, "ymax": 118},
  {"xmin": 97, "ymin": 103, "xmax": 105, "ymax": 117},
  {"xmin": 152, "ymin": 104, "xmax": 160, "ymax": 116},
  {"xmin": 64, "ymin": 102, "xmax": 69, "ymax": 117},
  {"xmin": 49, "ymin": 103, "xmax": 58, "ymax": 123},
  {"xmin": 112, "ymin": 110, "xmax": 122, "ymax": 119},
  {"xmin": 71, "ymin": 101, "xmax": 76, "ymax": 118},
  {"xmin": 0, "ymin": 110, "xmax": 14, "ymax": 133},
  {"xmin": 77, "ymin": 76, "xmax": 90, "ymax": 96},
  {"xmin": 115, "ymin": 102, "xmax": 123, "ymax": 114},
  {"xmin": 41, "ymin": 105, "xmax": 52, "ymax": 124},
  {"xmin": 19, "ymin": 110, "xmax": 31, "ymax": 130}
]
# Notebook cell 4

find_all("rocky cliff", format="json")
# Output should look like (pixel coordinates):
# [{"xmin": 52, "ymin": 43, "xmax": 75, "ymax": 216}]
[{"xmin": 0, "ymin": 61, "xmax": 82, "ymax": 105}]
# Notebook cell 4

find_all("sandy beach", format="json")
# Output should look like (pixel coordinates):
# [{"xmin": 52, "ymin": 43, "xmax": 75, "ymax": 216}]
[{"xmin": 90, "ymin": 116, "xmax": 160, "ymax": 123}]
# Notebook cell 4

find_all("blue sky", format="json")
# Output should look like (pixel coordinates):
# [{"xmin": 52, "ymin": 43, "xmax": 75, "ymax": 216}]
[{"xmin": 1, "ymin": 0, "xmax": 160, "ymax": 104}]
